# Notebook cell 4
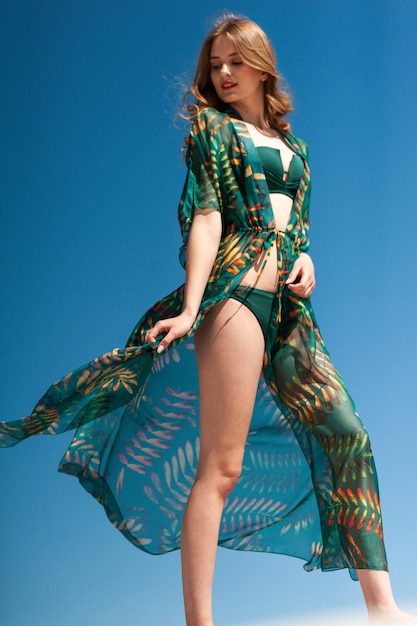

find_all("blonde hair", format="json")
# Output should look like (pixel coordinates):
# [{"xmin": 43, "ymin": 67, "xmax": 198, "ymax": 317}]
[{"xmin": 183, "ymin": 14, "xmax": 293, "ymax": 133}]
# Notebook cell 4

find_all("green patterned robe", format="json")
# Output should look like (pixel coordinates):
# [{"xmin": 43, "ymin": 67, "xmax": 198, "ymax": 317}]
[{"xmin": 0, "ymin": 107, "xmax": 387, "ymax": 579}]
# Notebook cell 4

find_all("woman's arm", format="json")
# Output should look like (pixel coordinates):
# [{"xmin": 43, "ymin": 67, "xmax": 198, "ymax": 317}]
[
  {"xmin": 146, "ymin": 209, "xmax": 222, "ymax": 353},
  {"xmin": 182, "ymin": 209, "xmax": 222, "ymax": 318}
]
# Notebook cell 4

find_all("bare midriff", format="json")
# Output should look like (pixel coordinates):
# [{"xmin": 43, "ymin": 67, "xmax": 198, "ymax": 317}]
[{"xmin": 239, "ymin": 123, "xmax": 297, "ymax": 293}]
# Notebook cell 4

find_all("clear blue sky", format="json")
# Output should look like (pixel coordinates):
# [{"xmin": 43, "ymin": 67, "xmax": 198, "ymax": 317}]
[{"xmin": 1, "ymin": 1, "xmax": 416, "ymax": 625}]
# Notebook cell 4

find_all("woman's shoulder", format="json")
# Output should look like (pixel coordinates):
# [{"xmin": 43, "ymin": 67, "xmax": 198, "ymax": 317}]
[
  {"xmin": 191, "ymin": 107, "xmax": 233, "ymax": 136},
  {"xmin": 285, "ymin": 131, "xmax": 309, "ymax": 159}
]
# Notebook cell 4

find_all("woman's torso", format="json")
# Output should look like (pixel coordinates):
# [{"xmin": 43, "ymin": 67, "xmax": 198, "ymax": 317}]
[{"xmin": 239, "ymin": 122, "xmax": 302, "ymax": 292}]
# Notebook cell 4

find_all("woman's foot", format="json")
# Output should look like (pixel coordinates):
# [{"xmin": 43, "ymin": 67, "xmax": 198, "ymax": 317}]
[{"xmin": 369, "ymin": 608, "xmax": 417, "ymax": 624}]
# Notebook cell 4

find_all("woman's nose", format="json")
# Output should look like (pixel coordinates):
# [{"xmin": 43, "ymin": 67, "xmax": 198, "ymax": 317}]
[{"xmin": 220, "ymin": 63, "xmax": 231, "ymax": 76}]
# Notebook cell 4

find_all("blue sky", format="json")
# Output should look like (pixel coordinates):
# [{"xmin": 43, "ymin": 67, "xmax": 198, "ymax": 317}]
[{"xmin": 1, "ymin": 1, "xmax": 416, "ymax": 625}]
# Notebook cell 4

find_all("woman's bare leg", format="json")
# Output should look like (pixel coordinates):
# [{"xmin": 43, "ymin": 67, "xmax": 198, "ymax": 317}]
[
  {"xmin": 358, "ymin": 570, "xmax": 417, "ymax": 624},
  {"xmin": 180, "ymin": 300, "xmax": 417, "ymax": 626},
  {"xmin": 181, "ymin": 299, "xmax": 265, "ymax": 626}
]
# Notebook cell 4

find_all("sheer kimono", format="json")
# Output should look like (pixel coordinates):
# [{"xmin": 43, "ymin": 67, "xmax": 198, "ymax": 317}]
[{"xmin": 0, "ymin": 107, "xmax": 387, "ymax": 580}]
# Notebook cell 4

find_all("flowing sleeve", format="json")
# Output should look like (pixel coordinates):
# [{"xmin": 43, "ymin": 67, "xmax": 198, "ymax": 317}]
[{"xmin": 178, "ymin": 109, "xmax": 224, "ymax": 268}]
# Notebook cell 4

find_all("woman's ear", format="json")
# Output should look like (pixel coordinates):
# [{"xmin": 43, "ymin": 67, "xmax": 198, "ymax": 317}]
[{"xmin": 260, "ymin": 72, "xmax": 268, "ymax": 82}]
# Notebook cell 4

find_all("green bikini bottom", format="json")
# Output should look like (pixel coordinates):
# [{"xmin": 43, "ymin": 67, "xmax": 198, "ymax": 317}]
[{"xmin": 229, "ymin": 286, "xmax": 275, "ymax": 338}]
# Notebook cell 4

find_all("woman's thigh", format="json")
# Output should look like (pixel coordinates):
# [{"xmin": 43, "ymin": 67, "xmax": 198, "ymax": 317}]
[
  {"xmin": 194, "ymin": 298, "xmax": 265, "ymax": 473},
  {"xmin": 270, "ymin": 298, "xmax": 369, "ymax": 473}
]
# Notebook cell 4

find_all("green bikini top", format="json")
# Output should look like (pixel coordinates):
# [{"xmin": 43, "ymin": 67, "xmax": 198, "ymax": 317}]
[{"xmin": 256, "ymin": 146, "xmax": 304, "ymax": 200}]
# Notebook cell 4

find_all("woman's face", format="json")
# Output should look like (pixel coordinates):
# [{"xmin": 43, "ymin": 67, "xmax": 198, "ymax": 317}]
[{"xmin": 210, "ymin": 35, "xmax": 266, "ymax": 109}]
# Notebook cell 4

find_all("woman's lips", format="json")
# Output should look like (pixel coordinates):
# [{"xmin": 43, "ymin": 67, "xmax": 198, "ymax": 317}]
[{"xmin": 221, "ymin": 82, "xmax": 237, "ymax": 90}]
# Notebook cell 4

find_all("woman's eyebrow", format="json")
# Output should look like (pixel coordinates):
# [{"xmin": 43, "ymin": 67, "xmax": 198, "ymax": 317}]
[{"xmin": 210, "ymin": 52, "xmax": 238, "ymax": 60}]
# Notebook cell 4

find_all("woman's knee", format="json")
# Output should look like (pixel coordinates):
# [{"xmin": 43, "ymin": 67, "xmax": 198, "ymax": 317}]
[
  {"xmin": 314, "ymin": 408, "xmax": 374, "ymax": 476},
  {"xmin": 196, "ymin": 458, "xmax": 243, "ymax": 498}
]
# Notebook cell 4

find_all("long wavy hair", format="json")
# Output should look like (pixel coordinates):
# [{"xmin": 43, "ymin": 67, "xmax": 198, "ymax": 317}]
[{"xmin": 183, "ymin": 14, "xmax": 293, "ymax": 133}]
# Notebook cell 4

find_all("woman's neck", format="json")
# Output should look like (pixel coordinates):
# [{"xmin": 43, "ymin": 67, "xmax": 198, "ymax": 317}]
[{"xmin": 230, "ymin": 102, "xmax": 267, "ymax": 130}]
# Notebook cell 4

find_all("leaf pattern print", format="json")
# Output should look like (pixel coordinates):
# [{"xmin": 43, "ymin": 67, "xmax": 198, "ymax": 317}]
[{"xmin": 0, "ymin": 107, "xmax": 387, "ymax": 578}]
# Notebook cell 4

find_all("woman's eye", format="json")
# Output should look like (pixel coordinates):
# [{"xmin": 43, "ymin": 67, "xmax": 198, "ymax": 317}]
[{"xmin": 232, "ymin": 61, "xmax": 243, "ymax": 66}]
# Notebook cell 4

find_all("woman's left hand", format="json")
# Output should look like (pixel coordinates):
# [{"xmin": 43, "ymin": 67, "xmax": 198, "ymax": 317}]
[{"xmin": 286, "ymin": 252, "xmax": 316, "ymax": 298}]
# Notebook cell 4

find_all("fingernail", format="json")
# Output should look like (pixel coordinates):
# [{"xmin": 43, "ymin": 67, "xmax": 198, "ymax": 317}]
[{"xmin": 157, "ymin": 345, "xmax": 165, "ymax": 354}]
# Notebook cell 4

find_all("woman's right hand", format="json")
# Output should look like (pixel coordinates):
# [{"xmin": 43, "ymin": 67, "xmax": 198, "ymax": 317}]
[{"xmin": 145, "ymin": 311, "xmax": 196, "ymax": 354}]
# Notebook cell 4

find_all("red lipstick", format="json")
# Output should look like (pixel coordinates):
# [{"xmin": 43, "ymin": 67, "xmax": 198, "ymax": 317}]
[{"xmin": 221, "ymin": 81, "xmax": 237, "ymax": 90}]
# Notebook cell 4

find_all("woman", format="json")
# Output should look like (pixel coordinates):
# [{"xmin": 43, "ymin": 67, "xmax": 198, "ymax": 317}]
[{"xmin": 1, "ymin": 14, "xmax": 415, "ymax": 626}]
